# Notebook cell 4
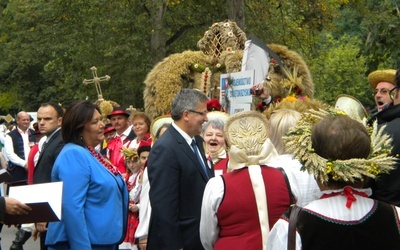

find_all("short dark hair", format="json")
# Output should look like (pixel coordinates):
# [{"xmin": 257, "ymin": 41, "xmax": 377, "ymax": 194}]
[
  {"xmin": 312, "ymin": 115, "xmax": 370, "ymax": 161},
  {"xmin": 40, "ymin": 102, "xmax": 64, "ymax": 118},
  {"xmin": 395, "ymin": 67, "xmax": 400, "ymax": 88},
  {"xmin": 62, "ymin": 100, "xmax": 100, "ymax": 147}
]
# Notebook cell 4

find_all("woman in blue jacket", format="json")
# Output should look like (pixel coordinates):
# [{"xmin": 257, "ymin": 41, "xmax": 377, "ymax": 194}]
[{"xmin": 46, "ymin": 100, "xmax": 128, "ymax": 250}]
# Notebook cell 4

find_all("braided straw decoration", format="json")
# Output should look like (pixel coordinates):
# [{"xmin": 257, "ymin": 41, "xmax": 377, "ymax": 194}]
[
  {"xmin": 120, "ymin": 147, "xmax": 139, "ymax": 162},
  {"xmin": 284, "ymin": 109, "xmax": 396, "ymax": 184},
  {"xmin": 224, "ymin": 111, "xmax": 269, "ymax": 156}
]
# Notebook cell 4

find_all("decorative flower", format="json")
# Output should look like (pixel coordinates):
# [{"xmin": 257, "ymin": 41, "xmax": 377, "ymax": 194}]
[
  {"xmin": 228, "ymin": 31, "xmax": 234, "ymax": 37},
  {"xmin": 256, "ymin": 102, "xmax": 266, "ymax": 112},
  {"xmin": 226, "ymin": 47, "xmax": 232, "ymax": 52},
  {"xmin": 207, "ymin": 99, "xmax": 222, "ymax": 111},
  {"xmin": 194, "ymin": 64, "xmax": 199, "ymax": 69},
  {"xmin": 224, "ymin": 22, "xmax": 230, "ymax": 27},
  {"xmin": 216, "ymin": 63, "xmax": 221, "ymax": 68}
]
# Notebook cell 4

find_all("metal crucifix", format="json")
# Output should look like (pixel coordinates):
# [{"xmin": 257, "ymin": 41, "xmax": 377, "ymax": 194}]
[{"xmin": 83, "ymin": 66, "xmax": 111, "ymax": 101}]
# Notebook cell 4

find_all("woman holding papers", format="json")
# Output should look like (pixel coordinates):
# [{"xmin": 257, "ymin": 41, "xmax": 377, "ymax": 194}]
[{"xmin": 46, "ymin": 100, "xmax": 129, "ymax": 250}]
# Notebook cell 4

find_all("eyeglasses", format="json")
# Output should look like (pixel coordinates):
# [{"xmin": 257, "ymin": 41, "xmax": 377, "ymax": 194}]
[
  {"xmin": 188, "ymin": 109, "xmax": 207, "ymax": 117},
  {"xmin": 389, "ymin": 87, "xmax": 397, "ymax": 100},
  {"xmin": 373, "ymin": 88, "xmax": 392, "ymax": 96}
]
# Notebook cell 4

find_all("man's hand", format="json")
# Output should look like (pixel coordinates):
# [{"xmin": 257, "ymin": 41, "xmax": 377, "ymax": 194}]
[
  {"xmin": 5, "ymin": 197, "xmax": 31, "ymax": 215},
  {"xmin": 24, "ymin": 163, "xmax": 29, "ymax": 171},
  {"xmin": 129, "ymin": 203, "xmax": 139, "ymax": 212},
  {"xmin": 251, "ymin": 83, "xmax": 270, "ymax": 99},
  {"xmin": 35, "ymin": 222, "xmax": 47, "ymax": 233},
  {"xmin": 138, "ymin": 237, "xmax": 147, "ymax": 250}
]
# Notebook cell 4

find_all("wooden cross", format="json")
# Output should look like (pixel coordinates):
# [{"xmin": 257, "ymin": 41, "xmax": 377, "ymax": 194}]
[
  {"xmin": 83, "ymin": 66, "xmax": 110, "ymax": 101},
  {"xmin": 126, "ymin": 105, "xmax": 137, "ymax": 114}
]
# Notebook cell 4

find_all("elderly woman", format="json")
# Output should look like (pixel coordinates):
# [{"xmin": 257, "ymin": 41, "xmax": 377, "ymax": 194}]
[
  {"xmin": 46, "ymin": 101, "xmax": 129, "ymax": 250},
  {"xmin": 129, "ymin": 112, "xmax": 152, "ymax": 149},
  {"xmin": 267, "ymin": 113, "xmax": 399, "ymax": 250},
  {"xmin": 202, "ymin": 118, "xmax": 228, "ymax": 175}
]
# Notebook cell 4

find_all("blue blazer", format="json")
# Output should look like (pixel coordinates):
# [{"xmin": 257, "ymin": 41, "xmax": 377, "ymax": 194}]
[
  {"xmin": 45, "ymin": 143, "xmax": 128, "ymax": 249},
  {"xmin": 147, "ymin": 125, "xmax": 214, "ymax": 250}
]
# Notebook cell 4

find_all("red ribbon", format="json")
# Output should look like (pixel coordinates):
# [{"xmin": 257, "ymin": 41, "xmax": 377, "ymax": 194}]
[{"xmin": 320, "ymin": 186, "xmax": 368, "ymax": 208}]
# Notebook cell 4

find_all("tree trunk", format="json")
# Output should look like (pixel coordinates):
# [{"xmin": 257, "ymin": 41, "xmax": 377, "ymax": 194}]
[
  {"xmin": 227, "ymin": 0, "xmax": 245, "ymax": 30},
  {"xmin": 150, "ymin": 0, "xmax": 167, "ymax": 65}
]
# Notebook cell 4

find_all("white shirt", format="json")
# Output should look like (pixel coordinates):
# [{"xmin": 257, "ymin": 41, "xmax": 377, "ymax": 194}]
[
  {"xmin": 134, "ymin": 168, "xmax": 151, "ymax": 240},
  {"xmin": 4, "ymin": 127, "xmax": 31, "ymax": 167},
  {"xmin": 268, "ymin": 154, "xmax": 321, "ymax": 207},
  {"xmin": 266, "ymin": 188, "xmax": 400, "ymax": 250}
]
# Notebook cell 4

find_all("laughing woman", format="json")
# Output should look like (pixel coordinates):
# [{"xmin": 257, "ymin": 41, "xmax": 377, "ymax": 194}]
[
  {"xmin": 202, "ymin": 113, "xmax": 229, "ymax": 176},
  {"xmin": 46, "ymin": 101, "xmax": 128, "ymax": 250}
]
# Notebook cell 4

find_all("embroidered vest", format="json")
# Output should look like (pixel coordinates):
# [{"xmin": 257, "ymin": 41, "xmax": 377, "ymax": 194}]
[
  {"xmin": 296, "ymin": 201, "xmax": 400, "ymax": 250},
  {"xmin": 215, "ymin": 166, "xmax": 291, "ymax": 250}
]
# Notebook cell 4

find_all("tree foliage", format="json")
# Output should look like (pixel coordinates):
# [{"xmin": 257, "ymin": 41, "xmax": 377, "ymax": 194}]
[{"xmin": 0, "ymin": 0, "xmax": 398, "ymax": 113}]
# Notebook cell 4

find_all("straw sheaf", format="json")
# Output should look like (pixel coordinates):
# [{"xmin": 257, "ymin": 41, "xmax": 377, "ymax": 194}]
[
  {"xmin": 197, "ymin": 21, "xmax": 247, "ymax": 56},
  {"xmin": 120, "ymin": 147, "xmax": 139, "ymax": 161},
  {"xmin": 264, "ymin": 98, "xmax": 328, "ymax": 119},
  {"xmin": 266, "ymin": 44, "xmax": 314, "ymax": 98},
  {"xmin": 95, "ymin": 99, "xmax": 120, "ymax": 123},
  {"xmin": 225, "ymin": 111, "xmax": 269, "ymax": 156},
  {"xmin": 284, "ymin": 109, "xmax": 396, "ymax": 184},
  {"xmin": 143, "ymin": 50, "xmax": 210, "ymax": 120},
  {"xmin": 367, "ymin": 69, "xmax": 396, "ymax": 89}
]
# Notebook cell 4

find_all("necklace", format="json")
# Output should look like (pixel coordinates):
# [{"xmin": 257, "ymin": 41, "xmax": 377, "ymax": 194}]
[
  {"xmin": 320, "ymin": 186, "xmax": 368, "ymax": 208},
  {"xmin": 87, "ymin": 146, "xmax": 119, "ymax": 175}
]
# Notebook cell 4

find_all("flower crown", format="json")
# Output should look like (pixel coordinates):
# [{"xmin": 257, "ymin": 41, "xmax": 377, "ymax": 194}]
[
  {"xmin": 120, "ymin": 147, "xmax": 139, "ymax": 162},
  {"xmin": 284, "ymin": 109, "xmax": 396, "ymax": 184}
]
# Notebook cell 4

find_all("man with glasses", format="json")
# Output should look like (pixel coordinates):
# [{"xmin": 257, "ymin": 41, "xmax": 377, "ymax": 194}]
[
  {"xmin": 368, "ymin": 69, "xmax": 396, "ymax": 113},
  {"xmin": 371, "ymin": 67, "xmax": 400, "ymax": 206},
  {"xmin": 147, "ymin": 89, "xmax": 214, "ymax": 250}
]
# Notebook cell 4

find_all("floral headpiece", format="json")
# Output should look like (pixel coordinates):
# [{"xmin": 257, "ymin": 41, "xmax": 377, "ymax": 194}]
[
  {"xmin": 120, "ymin": 147, "xmax": 139, "ymax": 162},
  {"xmin": 284, "ymin": 109, "xmax": 396, "ymax": 184}
]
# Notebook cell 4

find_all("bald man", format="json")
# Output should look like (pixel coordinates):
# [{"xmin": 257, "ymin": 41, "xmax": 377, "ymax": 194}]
[{"xmin": 4, "ymin": 111, "xmax": 36, "ymax": 190}]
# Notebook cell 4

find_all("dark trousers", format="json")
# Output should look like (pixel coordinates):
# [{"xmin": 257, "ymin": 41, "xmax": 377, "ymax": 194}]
[{"xmin": 40, "ymin": 231, "xmax": 47, "ymax": 250}]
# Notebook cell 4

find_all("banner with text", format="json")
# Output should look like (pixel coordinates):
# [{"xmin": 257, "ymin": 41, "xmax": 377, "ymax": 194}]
[{"xmin": 220, "ymin": 70, "xmax": 254, "ymax": 115}]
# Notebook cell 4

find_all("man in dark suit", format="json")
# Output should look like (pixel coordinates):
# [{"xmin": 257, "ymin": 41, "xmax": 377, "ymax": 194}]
[
  {"xmin": 10, "ymin": 102, "xmax": 65, "ymax": 250},
  {"xmin": 147, "ymin": 89, "xmax": 214, "ymax": 250}
]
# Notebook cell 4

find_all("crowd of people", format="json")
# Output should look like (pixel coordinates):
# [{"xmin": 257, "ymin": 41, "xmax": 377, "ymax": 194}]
[{"xmin": 0, "ymin": 65, "xmax": 399, "ymax": 250}]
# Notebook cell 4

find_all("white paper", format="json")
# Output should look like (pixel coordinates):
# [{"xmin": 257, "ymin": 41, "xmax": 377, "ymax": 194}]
[{"xmin": 9, "ymin": 182, "xmax": 63, "ymax": 220}]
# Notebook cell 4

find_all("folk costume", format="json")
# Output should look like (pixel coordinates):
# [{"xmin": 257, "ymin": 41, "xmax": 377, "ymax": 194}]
[
  {"xmin": 204, "ymin": 111, "xmax": 230, "ymax": 176},
  {"xmin": 120, "ymin": 147, "xmax": 142, "ymax": 249},
  {"xmin": 267, "ymin": 109, "xmax": 399, "ymax": 250},
  {"xmin": 200, "ymin": 111, "xmax": 294, "ymax": 250},
  {"xmin": 106, "ymin": 107, "xmax": 136, "ymax": 174}
]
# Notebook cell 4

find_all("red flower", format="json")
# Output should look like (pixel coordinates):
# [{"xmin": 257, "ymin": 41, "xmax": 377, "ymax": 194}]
[
  {"xmin": 256, "ymin": 102, "xmax": 266, "ymax": 112},
  {"xmin": 207, "ymin": 99, "xmax": 222, "ymax": 111},
  {"xmin": 294, "ymin": 86, "xmax": 303, "ymax": 95}
]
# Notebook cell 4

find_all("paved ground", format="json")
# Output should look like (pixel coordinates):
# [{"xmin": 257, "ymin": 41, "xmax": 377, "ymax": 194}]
[{"xmin": 1, "ymin": 226, "xmax": 40, "ymax": 250}]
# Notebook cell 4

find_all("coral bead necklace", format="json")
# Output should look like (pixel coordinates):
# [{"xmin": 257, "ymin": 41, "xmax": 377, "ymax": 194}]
[{"xmin": 87, "ymin": 146, "xmax": 119, "ymax": 175}]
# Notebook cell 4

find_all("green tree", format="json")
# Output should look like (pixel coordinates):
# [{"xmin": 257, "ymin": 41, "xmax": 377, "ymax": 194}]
[{"xmin": 310, "ymin": 33, "xmax": 372, "ymax": 107}]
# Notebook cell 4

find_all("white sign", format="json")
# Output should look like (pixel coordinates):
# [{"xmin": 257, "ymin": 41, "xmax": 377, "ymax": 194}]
[{"xmin": 220, "ymin": 70, "xmax": 255, "ymax": 115}]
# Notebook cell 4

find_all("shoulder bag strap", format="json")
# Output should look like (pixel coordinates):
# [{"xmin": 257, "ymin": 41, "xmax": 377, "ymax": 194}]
[
  {"xmin": 288, "ymin": 204, "xmax": 302, "ymax": 250},
  {"xmin": 277, "ymin": 167, "xmax": 296, "ymax": 204}
]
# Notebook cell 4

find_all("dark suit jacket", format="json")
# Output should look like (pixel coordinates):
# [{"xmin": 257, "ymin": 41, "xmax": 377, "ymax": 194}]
[
  {"xmin": 147, "ymin": 125, "xmax": 214, "ymax": 250},
  {"xmin": 33, "ymin": 129, "xmax": 65, "ymax": 184}
]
